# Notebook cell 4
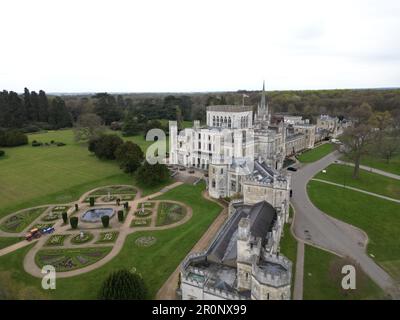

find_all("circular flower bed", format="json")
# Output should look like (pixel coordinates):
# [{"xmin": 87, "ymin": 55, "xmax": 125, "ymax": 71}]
[
  {"xmin": 134, "ymin": 208, "xmax": 152, "ymax": 217},
  {"xmin": 135, "ymin": 236, "xmax": 157, "ymax": 247},
  {"xmin": 71, "ymin": 232, "xmax": 94, "ymax": 244}
]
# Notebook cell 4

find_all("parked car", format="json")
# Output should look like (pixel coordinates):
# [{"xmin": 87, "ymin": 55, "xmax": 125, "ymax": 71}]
[
  {"xmin": 40, "ymin": 227, "xmax": 55, "ymax": 235},
  {"xmin": 287, "ymin": 167, "xmax": 297, "ymax": 172},
  {"xmin": 25, "ymin": 228, "xmax": 41, "ymax": 241}
]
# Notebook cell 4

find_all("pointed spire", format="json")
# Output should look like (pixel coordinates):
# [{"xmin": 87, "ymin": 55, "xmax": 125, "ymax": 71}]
[{"xmin": 260, "ymin": 80, "xmax": 266, "ymax": 112}]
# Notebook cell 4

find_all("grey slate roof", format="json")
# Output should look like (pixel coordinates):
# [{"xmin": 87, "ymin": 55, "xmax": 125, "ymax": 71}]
[{"xmin": 207, "ymin": 201, "xmax": 277, "ymax": 267}]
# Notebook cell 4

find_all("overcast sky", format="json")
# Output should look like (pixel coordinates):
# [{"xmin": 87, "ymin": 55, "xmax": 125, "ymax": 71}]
[{"xmin": 1, "ymin": 0, "xmax": 399, "ymax": 93}]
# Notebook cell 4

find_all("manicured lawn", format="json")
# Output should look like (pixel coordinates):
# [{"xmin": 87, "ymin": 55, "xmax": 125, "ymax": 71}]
[
  {"xmin": 314, "ymin": 164, "xmax": 400, "ymax": 200},
  {"xmin": 307, "ymin": 180, "xmax": 400, "ymax": 280},
  {"xmin": 0, "ymin": 182, "xmax": 221, "ymax": 299},
  {"xmin": 0, "ymin": 129, "xmax": 172, "ymax": 220},
  {"xmin": 342, "ymin": 151, "xmax": 400, "ymax": 176},
  {"xmin": 303, "ymin": 245, "xmax": 386, "ymax": 300},
  {"xmin": 0, "ymin": 237, "xmax": 23, "ymax": 250},
  {"xmin": 297, "ymin": 143, "xmax": 335, "ymax": 163}
]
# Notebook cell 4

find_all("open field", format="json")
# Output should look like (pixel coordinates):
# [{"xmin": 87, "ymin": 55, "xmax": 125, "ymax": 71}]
[
  {"xmin": 303, "ymin": 245, "xmax": 386, "ymax": 300},
  {"xmin": 343, "ymin": 154, "xmax": 400, "ymax": 176},
  {"xmin": 307, "ymin": 180, "xmax": 400, "ymax": 280},
  {"xmin": 297, "ymin": 143, "xmax": 334, "ymax": 163},
  {"xmin": 0, "ymin": 183, "xmax": 220, "ymax": 299},
  {"xmin": 0, "ymin": 237, "xmax": 23, "ymax": 250},
  {"xmin": 0, "ymin": 129, "xmax": 171, "ymax": 220},
  {"xmin": 314, "ymin": 164, "xmax": 400, "ymax": 200}
]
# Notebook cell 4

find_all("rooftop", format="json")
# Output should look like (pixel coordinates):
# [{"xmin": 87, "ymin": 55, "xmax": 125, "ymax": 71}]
[{"xmin": 207, "ymin": 105, "xmax": 253, "ymax": 113}]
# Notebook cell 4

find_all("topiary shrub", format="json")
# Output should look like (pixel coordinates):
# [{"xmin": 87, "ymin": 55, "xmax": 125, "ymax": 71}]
[
  {"xmin": 124, "ymin": 202, "xmax": 129, "ymax": 209},
  {"xmin": 32, "ymin": 141, "xmax": 43, "ymax": 147},
  {"xmin": 75, "ymin": 204, "xmax": 79, "ymax": 211},
  {"xmin": 117, "ymin": 210, "xmax": 124, "ymax": 222},
  {"xmin": 101, "ymin": 215, "xmax": 110, "ymax": 228},
  {"xmin": 0, "ymin": 150, "xmax": 5, "ymax": 157},
  {"xmin": 89, "ymin": 197, "xmax": 95, "ymax": 206},
  {"xmin": 62, "ymin": 212, "xmax": 68, "ymax": 224},
  {"xmin": 70, "ymin": 217, "xmax": 78, "ymax": 229},
  {"xmin": 98, "ymin": 269, "xmax": 148, "ymax": 300}
]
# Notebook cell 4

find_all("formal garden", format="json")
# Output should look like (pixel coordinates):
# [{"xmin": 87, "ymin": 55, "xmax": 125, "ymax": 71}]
[{"xmin": 36, "ymin": 247, "xmax": 112, "ymax": 272}]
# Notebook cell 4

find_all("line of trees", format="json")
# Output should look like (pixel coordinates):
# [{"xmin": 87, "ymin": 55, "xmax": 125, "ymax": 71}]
[{"xmin": 0, "ymin": 88, "xmax": 72, "ymax": 131}]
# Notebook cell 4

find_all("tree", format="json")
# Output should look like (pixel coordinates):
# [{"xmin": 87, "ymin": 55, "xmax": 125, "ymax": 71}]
[
  {"xmin": 341, "ymin": 124, "xmax": 375, "ymax": 179},
  {"xmin": 74, "ymin": 113, "xmax": 105, "ymax": 142},
  {"xmin": 375, "ymin": 135, "xmax": 399, "ymax": 164},
  {"xmin": 48, "ymin": 97, "xmax": 73, "ymax": 129},
  {"xmin": 93, "ymin": 93, "xmax": 122, "ymax": 125},
  {"xmin": 340, "ymin": 103, "xmax": 376, "ymax": 179},
  {"xmin": 98, "ymin": 269, "xmax": 148, "ymax": 300},
  {"xmin": 0, "ymin": 130, "xmax": 28, "ymax": 147},
  {"xmin": 88, "ymin": 134, "xmax": 124, "ymax": 160},
  {"xmin": 122, "ymin": 110, "xmax": 143, "ymax": 136},
  {"xmin": 114, "ymin": 141, "xmax": 144, "ymax": 174},
  {"xmin": 136, "ymin": 162, "xmax": 169, "ymax": 187},
  {"xmin": 37, "ymin": 90, "xmax": 49, "ymax": 122}
]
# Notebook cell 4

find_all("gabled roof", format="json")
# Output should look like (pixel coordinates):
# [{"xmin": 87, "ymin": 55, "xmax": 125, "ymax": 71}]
[{"xmin": 207, "ymin": 201, "xmax": 277, "ymax": 267}]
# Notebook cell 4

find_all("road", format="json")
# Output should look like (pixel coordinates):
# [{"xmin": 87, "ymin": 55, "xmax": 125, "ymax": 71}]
[{"xmin": 291, "ymin": 151, "xmax": 399, "ymax": 298}]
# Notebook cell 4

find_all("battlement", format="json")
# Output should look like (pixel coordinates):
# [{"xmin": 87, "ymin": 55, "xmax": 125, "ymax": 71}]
[{"xmin": 203, "ymin": 284, "xmax": 248, "ymax": 300}]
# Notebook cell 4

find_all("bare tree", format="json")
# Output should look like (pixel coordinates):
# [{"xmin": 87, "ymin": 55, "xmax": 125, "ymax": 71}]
[
  {"xmin": 74, "ymin": 113, "xmax": 105, "ymax": 142},
  {"xmin": 341, "ymin": 103, "xmax": 375, "ymax": 179}
]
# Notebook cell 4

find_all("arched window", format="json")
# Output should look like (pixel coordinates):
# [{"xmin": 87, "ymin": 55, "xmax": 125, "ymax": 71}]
[
  {"xmin": 212, "ymin": 116, "xmax": 216, "ymax": 126},
  {"xmin": 228, "ymin": 117, "xmax": 232, "ymax": 128}
]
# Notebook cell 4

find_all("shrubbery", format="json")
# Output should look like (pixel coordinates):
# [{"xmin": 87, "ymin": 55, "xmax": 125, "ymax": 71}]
[
  {"xmin": 98, "ymin": 269, "xmax": 148, "ymax": 300},
  {"xmin": 136, "ymin": 162, "xmax": 170, "ymax": 187},
  {"xmin": 70, "ymin": 217, "xmax": 78, "ymax": 229},
  {"xmin": 0, "ymin": 130, "xmax": 28, "ymax": 147},
  {"xmin": 0, "ymin": 150, "xmax": 5, "ymax": 157},
  {"xmin": 114, "ymin": 141, "xmax": 144, "ymax": 174},
  {"xmin": 88, "ymin": 134, "xmax": 123, "ymax": 160},
  {"xmin": 89, "ymin": 197, "xmax": 95, "ymax": 206},
  {"xmin": 62, "ymin": 212, "xmax": 68, "ymax": 224},
  {"xmin": 117, "ymin": 210, "xmax": 124, "ymax": 222},
  {"xmin": 101, "ymin": 215, "xmax": 110, "ymax": 228}
]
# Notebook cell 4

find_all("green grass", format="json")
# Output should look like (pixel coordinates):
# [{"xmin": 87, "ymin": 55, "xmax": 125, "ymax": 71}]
[
  {"xmin": 131, "ymin": 218, "xmax": 152, "ymax": 227},
  {"xmin": 0, "ymin": 129, "xmax": 172, "ymax": 221},
  {"xmin": 315, "ymin": 164, "xmax": 400, "ymax": 200},
  {"xmin": 0, "ymin": 182, "xmax": 220, "ymax": 299},
  {"xmin": 96, "ymin": 231, "xmax": 119, "ymax": 243},
  {"xmin": 0, "ymin": 237, "xmax": 23, "ymax": 250},
  {"xmin": 303, "ymin": 245, "xmax": 386, "ymax": 300},
  {"xmin": 308, "ymin": 180, "xmax": 400, "ymax": 280},
  {"xmin": 70, "ymin": 232, "xmax": 94, "ymax": 245},
  {"xmin": 344, "ymin": 153, "xmax": 400, "ymax": 176},
  {"xmin": 44, "ymin": 234, "xmax": 69, "ymax": 247},
  {"xmin": 156, "ymin": 202, "xmax": 186, "ymax": 226},
  {"xmin": 297, "ymin": 143, "xmax": 335, "ymax": 163}
]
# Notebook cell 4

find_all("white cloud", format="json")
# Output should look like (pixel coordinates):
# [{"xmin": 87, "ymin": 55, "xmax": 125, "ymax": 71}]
[{"xmin": 0, "ymin": 0, "xmax": 399, "ymax": 92}]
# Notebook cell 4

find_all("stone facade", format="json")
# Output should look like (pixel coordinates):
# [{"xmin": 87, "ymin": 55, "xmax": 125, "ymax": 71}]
[{"xmin": 180, "ymin": 200, "xmax": 292, "ymax": 300}]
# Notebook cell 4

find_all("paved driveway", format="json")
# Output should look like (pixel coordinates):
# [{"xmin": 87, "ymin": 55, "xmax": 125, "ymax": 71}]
[{"xmin": 291, "ymin": 151, "xmax": 399, "ymax": 298}]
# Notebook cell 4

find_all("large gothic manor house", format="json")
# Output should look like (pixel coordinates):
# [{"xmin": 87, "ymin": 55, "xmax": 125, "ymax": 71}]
[{"xmin": 168, "ymin": 83, "xmax": 344, "ymax": 300}]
